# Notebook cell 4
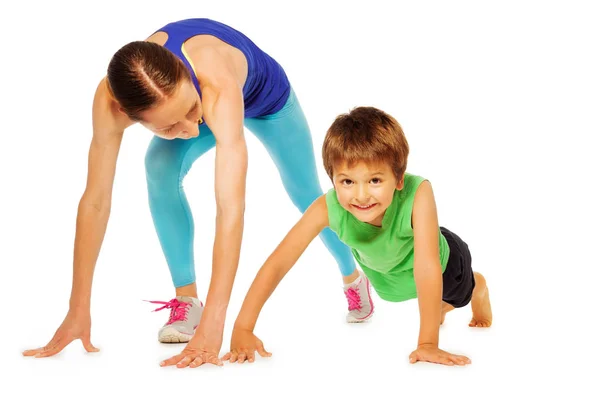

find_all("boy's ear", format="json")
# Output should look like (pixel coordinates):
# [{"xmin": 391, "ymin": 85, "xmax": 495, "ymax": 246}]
[{"xmin": 396, "ymin": 174, "xmax": 405, "ymax": 190}]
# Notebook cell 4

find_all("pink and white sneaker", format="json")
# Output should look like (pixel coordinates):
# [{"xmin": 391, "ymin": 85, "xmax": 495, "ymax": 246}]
[
  {"xmin": 147, "ymin": 296, "xmax": 204, "ymax": 343},
  {"xmin": 344, "ymin": 272, "xmax": 374, "ymax": 323}
]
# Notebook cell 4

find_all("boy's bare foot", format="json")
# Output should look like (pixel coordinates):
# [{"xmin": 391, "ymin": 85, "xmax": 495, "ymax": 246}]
[
  {"xmin": 440, "ymin": 302, "xmax": 454, "ymax": 325},
  {"xmin": 469, "ymin": 272, "xmax": 492, "ymax": 327}
]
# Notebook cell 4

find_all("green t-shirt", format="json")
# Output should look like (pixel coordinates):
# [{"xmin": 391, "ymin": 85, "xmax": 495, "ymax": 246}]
[{"xmin": 325, "ymin": 173, "xmax": 450, "ymax": 302}]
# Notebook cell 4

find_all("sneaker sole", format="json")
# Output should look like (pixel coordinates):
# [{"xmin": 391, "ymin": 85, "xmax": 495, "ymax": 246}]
[
  {"xmin": 346, "ymin": 314, "xmax": 373, "ymax": 323},
  {"xmin": 158, "ymin": 327, "xmax": 194, "ymax": 343}
]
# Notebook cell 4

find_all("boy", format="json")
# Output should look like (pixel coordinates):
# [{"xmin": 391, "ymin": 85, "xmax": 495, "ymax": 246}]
[{"xmin": 223, "ymin": 107, "xmax": 492, "ymax": 366}]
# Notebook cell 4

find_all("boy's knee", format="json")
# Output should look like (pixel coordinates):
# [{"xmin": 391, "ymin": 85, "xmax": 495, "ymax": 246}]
[{"xmin": 473, "ymin": 272, "xmax": 486, "ymax": 287}]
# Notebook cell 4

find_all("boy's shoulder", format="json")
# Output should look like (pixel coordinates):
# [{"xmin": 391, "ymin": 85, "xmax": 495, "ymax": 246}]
[
  {"xmin": 399, "ymin": 173, "xmax": 428, "ymax": 196},
  {"xmin": 325, "ymin": 188, "xmax": 344, "ymax": 213},
  {"xmin": 403, "ymin": 172, "xmax": 426, "ymax": 184},
  {"xmin": 393, "ymin": 173, "xmax": 431, "ymax": 216},
  {"xmin": 325, "ymin": 187, "xmax": 339, "ymax": 205},
  {"xmin": 324, "ymin": 188, "xmax": 345, "ymax": 231}
]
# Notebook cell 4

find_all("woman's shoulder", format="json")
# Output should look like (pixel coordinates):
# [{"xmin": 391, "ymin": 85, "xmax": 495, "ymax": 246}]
[{"xmin": 92, "ymin": 77, "xmax": 135, "ymax": 136}]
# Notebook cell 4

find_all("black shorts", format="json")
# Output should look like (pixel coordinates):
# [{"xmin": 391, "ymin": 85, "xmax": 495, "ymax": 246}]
[{"xmin": 441, "ymin": 227, "xmax": 476, "ymax": 308}]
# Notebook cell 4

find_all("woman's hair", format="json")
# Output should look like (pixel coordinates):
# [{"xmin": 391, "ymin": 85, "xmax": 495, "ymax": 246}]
[{"xmin": 106, "ymin": 41, "xmax": 191, "ymax": 121}]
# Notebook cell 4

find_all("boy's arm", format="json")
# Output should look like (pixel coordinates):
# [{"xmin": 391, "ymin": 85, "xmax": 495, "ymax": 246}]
[
  {"xmin": 222, "ymin": 195, "xmax": 330, "ymax": 363},
  {"xmin": 234, "ymin": 194, "xmax": 329, "ymax": 332},
  {"xmin": 411, "ymin": 180, "xmax": 470, "ymax": 366},
  {"xmin": 412, "ymin": 180, "xmax": 444, "ymax": 347}
]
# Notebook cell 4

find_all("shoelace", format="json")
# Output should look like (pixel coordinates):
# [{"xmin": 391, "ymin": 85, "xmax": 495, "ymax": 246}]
[
  {"xmin": 344, "ymin": 287, "xmax": 362, "ymax": 311},
  {"xmin": 147, "ymin": 299, "xmax": 190, "ymax": 325}
]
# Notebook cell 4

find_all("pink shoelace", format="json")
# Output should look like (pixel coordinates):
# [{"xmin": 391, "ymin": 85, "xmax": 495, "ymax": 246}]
[
  {"xmin": 344, "ymin": 287, "xmax": 362, "ymax": 311},
  {"xmin": 147, "ymin": 298, "xmax": 190, "ymax": 325}
]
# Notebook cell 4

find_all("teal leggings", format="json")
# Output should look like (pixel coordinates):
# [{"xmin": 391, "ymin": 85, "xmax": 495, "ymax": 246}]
[{"xmin": 145, "ymin": 88, "xmax": 356, "ymax": 287}]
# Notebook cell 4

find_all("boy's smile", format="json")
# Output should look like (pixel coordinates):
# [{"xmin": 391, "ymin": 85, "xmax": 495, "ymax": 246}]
[{"xmin": 351, "ymin": 203, "xmax": 378, "ymax": 211}]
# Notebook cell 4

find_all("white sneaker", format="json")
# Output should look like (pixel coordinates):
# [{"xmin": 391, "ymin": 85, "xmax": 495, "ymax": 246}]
[
  {"xmin": 344, "ymin": 272, "xmax": 374, "ymax": 323},
  {"xmin": 148, "ymin": 296, "xmax": 204, "ymax": 343}
]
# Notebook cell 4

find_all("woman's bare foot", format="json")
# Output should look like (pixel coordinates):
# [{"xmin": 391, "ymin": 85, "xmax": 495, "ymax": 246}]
[
  {"xmin": 440, "ymin": 302, "xmax": 454, "ymax": 325},
  {"xmin": 469, "ymin": 272, "xmax": 492, "ymax": 327}
]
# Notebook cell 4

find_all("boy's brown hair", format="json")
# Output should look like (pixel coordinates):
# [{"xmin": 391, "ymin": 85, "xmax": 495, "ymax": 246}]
[{"xmin": 322, "ymin": 106, "xmax": 409, "ymax": 181}]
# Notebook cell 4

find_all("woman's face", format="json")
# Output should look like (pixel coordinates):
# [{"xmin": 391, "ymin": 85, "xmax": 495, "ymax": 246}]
[{"xmin": 139, "ymin": 80, "xmax": 204, "ymax": 140}]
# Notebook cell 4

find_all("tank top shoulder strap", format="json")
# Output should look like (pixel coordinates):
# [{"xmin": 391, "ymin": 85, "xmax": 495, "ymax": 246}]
[{"xmin": 153, "ymin": 22, "xmax": 202, "ymax": 98}]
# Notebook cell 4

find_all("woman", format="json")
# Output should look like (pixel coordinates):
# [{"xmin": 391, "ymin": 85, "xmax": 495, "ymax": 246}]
[{"xmin": 23, "ymin": 18, "xmax": 374, "ymax": 367}]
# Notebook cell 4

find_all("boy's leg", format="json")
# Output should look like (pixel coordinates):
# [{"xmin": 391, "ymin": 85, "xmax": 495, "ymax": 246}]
[
  {"xmin": 244, "ymin": 87, "xmax": 374, "ymax": 321},
  {"xmin": 469, "ymin": 272, "xmax": 492, "ymax": 327},
  {"xmin": 440, "ymin": 302, "xmax": 454, "ymax": 325},
  {"xmin": 144, "ymin": 125, "xmax": 216, "ymax": 342},
  {"xmin": 440, "ymin": 227, "xmax": 492, "ymax": 327}
]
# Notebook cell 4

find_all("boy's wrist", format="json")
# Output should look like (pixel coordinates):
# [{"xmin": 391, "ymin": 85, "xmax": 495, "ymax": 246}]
[
  {"xmin": 417, "ymin": 341, "xmax": 439, "ymax": 348},
  {"xmin": 417, "ymin": 324, "xmax": 440, "ymax": 347},
  {"xmin": 233, "ymin": 316, "xmax": 256, "ymax": 332}
]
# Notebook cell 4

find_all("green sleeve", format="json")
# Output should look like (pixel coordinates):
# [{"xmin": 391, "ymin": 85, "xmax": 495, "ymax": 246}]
[{"xmin": 325, "ymin": 189, "xmax": 342, "ymax": 234}]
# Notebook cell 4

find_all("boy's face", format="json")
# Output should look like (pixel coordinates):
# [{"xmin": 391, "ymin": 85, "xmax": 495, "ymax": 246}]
[{"xmin": 332, "ymin": 161, "xmax": 404, "ymax": 226}]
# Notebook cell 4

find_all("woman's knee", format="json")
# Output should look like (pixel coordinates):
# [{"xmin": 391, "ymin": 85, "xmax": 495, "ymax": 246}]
[
  {"xmin": 144, "ymin": 140, "xmax": 182, "ymax": 185},
  {"xmin": 288, "ymin": 186, "xmax": 322, "ymax": 212}
]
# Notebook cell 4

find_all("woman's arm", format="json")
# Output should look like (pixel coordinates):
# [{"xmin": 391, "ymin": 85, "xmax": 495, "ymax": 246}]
[
  {"xmin": 197, "ymin": 47, "xmax": 247, "ymax": 332},
  {"xmin": 70, "ymin": 78, "xmax": 132, "ymax": 311},
  {"xmin": 24, "ymin": 78, "xmax": 132, "ymax": 358}
]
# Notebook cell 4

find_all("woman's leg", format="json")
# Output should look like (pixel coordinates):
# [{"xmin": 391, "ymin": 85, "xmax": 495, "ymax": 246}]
[{"xmin": 144, "ymin": 125, "xmax": 216, "ymax": 342}]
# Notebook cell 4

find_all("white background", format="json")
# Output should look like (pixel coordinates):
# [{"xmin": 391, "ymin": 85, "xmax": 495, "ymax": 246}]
[{"xmin": 2, "ymin": 0, "xmax": 599, "ymax": 399}]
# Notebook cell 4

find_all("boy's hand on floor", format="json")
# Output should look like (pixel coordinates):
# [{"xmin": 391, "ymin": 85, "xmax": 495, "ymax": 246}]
[
  {"xmin": 222, "ymin": 328, "xmax": 272, "ymax": 364},
  {"xmin": 409, "ymin": 344, "xmax": 471, "ymax": 366}
]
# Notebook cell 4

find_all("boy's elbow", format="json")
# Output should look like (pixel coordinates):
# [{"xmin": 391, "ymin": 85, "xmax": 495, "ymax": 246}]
[{"xmin": 414, "ymin": 262, "xmax": 443, "ymax": 280}]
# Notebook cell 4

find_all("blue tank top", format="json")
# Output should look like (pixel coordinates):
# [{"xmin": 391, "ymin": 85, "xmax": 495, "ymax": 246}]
[{"xmin": 155, "ymin": 18, "xmax": 291, "ymax": 119}]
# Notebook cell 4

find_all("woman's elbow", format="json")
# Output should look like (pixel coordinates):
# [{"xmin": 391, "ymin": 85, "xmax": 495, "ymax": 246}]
[{"xmin": 216, "ymin": 200, "xmax": 246, "ymax": 222}]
